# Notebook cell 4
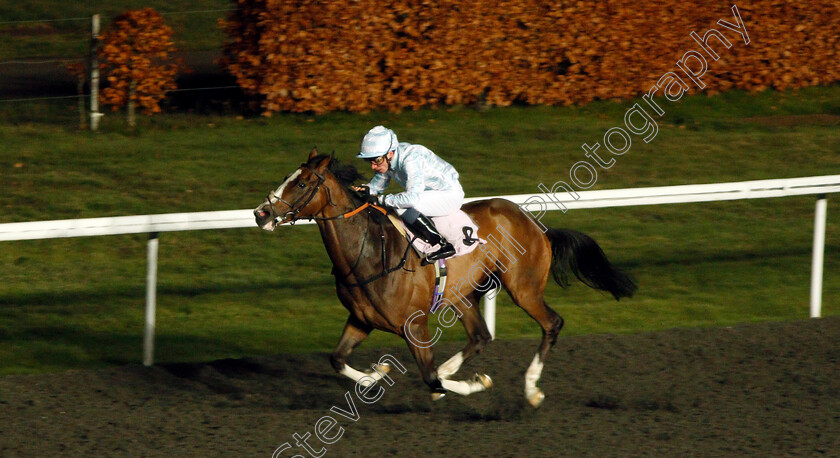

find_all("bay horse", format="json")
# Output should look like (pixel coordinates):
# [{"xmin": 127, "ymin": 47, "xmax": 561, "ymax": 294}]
[{"xmin": 254, "ymin": 148, "xmax": 636, "ymax": 407}]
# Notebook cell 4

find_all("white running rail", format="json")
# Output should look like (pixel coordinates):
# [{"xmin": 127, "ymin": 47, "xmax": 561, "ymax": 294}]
[{"xmin": 1, "ymin": 175, "xmax": 837, "ymax": 365}]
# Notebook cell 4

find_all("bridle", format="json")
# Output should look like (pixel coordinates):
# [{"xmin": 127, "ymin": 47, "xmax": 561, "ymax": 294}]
[
  {"xmin": 262, "ymin": 163, "xmax": 414, "ymax": 287},
  {"xmin": 264, "ymin": 163, "xmax": 389, "ymax": 224},
  {"xmin": 262, "ymin": 164, "xmax": 331, "ymax": 225}
]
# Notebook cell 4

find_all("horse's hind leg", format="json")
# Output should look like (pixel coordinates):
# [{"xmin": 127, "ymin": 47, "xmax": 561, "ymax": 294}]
[
  {"xmin": 526, "ymin": 300, "xmax": 563, "ymax": 407},
  {"xmin": 506, "ymin": 283, "xmax": 564, "ymax": 408},
  {"xmin": 330, "ymin": 315, "xmax": 392, "ymax": 386},
  {"xmin": 437, "ymin": 290, "xmax": 492, "ymax": 380}
]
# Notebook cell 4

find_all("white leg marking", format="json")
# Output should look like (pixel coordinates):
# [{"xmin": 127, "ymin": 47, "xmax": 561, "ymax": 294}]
[
  {"xmin": 440, "ymin": 373, "xmax": 493, "ymax": 396},
  {"xmin": 339, "ymin": 365, "xmax": 369, "ymax": 384},
  {"xmin": 339, "ymin": 363, "xmax": 389, "ymax": 386},
  {"xmin": 524, "ymin": 353, "xmax": 545, "ymax": 407},
  {"xmin": 437, "ymin": 351, "xmax": 463, "ymax": 379}
]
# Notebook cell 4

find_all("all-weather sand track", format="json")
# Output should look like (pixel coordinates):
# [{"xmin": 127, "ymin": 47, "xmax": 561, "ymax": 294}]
[{"xmin": 2, "ymin": 318, "xmax": 839, "ymax": 456}]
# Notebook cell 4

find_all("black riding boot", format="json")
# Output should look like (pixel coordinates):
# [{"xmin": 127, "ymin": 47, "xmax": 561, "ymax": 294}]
[{"xmin": 404, "ymin": 211, "xmax": 456, "ymax": 264}]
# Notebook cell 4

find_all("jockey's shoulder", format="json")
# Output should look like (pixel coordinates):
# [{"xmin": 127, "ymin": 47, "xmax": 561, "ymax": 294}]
[
  {"xmin": 397, "ymin": 143, "xmax": 435, "ymax": 160},
  {"xmin": 397, "ymin": 141, "xmax": 431, "ymax": 151}
]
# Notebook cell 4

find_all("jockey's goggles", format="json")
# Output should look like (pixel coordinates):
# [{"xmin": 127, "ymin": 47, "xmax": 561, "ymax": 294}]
[{"xmin": 365, "ymin": 155, "xmax": 387, "ymax": 165}]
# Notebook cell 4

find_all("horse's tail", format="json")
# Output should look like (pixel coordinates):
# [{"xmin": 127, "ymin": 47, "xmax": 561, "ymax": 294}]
[{"xmin": 546, "ymin": 228, "xmax": 637, "ymax": 300}]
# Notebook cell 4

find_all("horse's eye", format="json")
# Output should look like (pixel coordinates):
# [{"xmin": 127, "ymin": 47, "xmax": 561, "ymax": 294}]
[{"xmin": 298, "ymin": 182, "xmax": 306, "ymax": 188}]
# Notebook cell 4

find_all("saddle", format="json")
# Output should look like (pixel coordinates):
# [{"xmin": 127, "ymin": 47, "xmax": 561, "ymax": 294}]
[
  {"xmin": 387, "ymin": 210, "xmax": 486, "ymax": 313},
  {"xmin": 388, "ymin": 210, "xmax": 486, "ymax": 261}
]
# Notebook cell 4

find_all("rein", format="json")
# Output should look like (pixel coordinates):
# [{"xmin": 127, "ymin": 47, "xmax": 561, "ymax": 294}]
[
  {"xmin": 266, "ymin": 163, "xmax": 414, "ymax": 288},
  {"xmin": 263, "ymin": 165, "xmax": 387, "ymax": 225},
  {"xmin": 336, "ymin": 218, "xmax": 416, "ymax": 288}
]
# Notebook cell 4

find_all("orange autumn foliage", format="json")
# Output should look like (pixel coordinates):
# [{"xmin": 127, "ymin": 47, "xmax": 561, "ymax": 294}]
[
  {"xmin": 98, "ymin": 8, "xmax": 181, "ymax": 115},
  {"xmin": 221, "ymin": 0, "xmax": 840, "ymax": 115}
]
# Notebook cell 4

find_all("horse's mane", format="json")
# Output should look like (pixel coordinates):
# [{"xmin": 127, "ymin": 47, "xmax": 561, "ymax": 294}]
[
  {"xmin": 307, "ymin": 154, "xmax": 369, "ymax": 208},
  {"xmin": 307, "ymin": 154, "xmax": 395, "ymax": 228}
]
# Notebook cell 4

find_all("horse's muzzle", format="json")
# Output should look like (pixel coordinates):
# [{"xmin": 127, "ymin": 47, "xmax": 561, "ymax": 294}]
[{"xmin": 254, "ymin": 207, "xmax": 277, "ymax": 231}]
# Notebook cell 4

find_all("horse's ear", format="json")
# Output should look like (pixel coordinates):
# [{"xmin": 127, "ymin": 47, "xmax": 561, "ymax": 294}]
[
  {"xmin": 314, "ymin": 154, "xmax": 331, "ymax": 172},
  {"xmin": 308, "ymin": 146, "xmax": 319, "ymax": 160}
]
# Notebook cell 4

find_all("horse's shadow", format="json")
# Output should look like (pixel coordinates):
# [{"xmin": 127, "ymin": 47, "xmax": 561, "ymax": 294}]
[
  {"xmin": 155, "ymin": 348, "xmax": 429, "ymax": 412},
  {"xmin": 154, "ymin": 344, "xmax": 530, "ymax": 420}
]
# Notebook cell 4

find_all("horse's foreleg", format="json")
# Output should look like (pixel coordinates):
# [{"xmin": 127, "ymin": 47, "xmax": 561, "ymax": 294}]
[
  {"xmin": 402, "ymin": 317, "xmax": 444, "ymax": 395},
  {"xmin": 437, "ymin": 291, "xmax": 492, "ymax": 380},
  {"xmin": 330, "ymin": 315, "xmax": 390, "ymax": 386},
  {"xmin": 404, "ymin": 315, "xmax": 492, "ymax": 400},
  {"xmin": 436, "ymin": 351, "xmax": 463, "ymax": 380}
]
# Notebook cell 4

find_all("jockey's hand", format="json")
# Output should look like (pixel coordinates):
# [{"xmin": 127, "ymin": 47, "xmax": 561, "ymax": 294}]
[
  {"xmin": 352, "ymin": 185, "xmax": 369, "ymax": 198},
  {"xmin": 365, "ymin": 193, "xmax": 381, "ymax": 206},
  {"xmin": 352, "ymin": 185, "xmax": 380, "ymax": 205}
]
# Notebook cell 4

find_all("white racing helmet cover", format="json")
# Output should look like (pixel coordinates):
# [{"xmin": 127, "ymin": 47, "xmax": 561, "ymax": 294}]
[{"xmin": 358, "ymin": 125, "xmax": 398, "ymax": 159}]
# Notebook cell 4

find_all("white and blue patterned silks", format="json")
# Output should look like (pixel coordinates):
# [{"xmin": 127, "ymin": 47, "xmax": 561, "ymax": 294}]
[{"xmin": 366, "ymin": 142, "xmax": 464, "ymax": 214}]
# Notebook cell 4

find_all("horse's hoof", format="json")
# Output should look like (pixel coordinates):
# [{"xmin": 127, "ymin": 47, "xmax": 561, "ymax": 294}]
[
  {"xmin": 527, "ymin": 389, "xmax": 545, "ymax": 408},
  {"xmin": 474, "ymin": 373, "xmax": 493, "ymax": 389},
  {"xmin": 431, "ymin": 392, "xmax": 446, "ymax": 402},
  {"xmin": 372, "ymin": 362, "xmax": 391, "ymax": 375}
]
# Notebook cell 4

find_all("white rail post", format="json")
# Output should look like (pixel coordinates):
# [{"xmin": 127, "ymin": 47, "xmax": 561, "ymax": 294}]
[
  {"xmin": 144, "ymin": 233, "xmax": 160, "ymax": 366},
  {"xmin": 810, "ymin": 195, "xmax": 828, "ymax": 318},
  {"xmin": 89, "ymin": 14, "xmax": 102, "ymax": 132},
  {"xmin": 483, "ymin": 292, "xmax": 496, "ymax": 339}
]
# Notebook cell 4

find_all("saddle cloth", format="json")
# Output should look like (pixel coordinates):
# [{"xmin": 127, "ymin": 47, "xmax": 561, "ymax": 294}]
[{"xmin": 388, "ymin": 210, "xmax": 486, "ymax": 259}]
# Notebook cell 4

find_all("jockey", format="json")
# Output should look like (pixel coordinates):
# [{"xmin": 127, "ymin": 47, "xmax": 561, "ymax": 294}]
[{"xmin": 352, "ymin": 125, "xmax": 463, "ymax": 263}]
